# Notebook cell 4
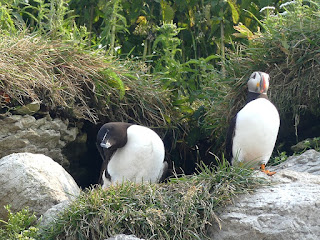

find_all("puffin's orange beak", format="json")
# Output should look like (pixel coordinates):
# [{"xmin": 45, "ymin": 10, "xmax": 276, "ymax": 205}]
[{"xmin": 260, "ymin": 75, "xmax": 267, "ymax": 93}]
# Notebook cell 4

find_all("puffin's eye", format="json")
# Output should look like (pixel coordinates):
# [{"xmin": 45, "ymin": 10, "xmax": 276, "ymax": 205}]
[{"xmin": 252, "ymin": 73, "xmax": 257, "ymax": 79}]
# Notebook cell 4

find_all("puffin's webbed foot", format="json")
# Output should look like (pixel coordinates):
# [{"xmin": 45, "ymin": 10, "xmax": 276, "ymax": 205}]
[{"xmin": 260, "ymin": 164, "xmax": 276, "ymax": 176}]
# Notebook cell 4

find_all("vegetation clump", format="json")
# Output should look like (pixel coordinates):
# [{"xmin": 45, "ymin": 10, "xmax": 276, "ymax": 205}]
[
  {"xmin": 40, "ymin": 163, "xmax": 264, "ymax": 240},
  {"xmin": 0, "ymin": 33, "xmax": 173, "ymax": 129},
  {"xmin": 0, "ymin": 205, "xmax": 39, "ymax": 240}
]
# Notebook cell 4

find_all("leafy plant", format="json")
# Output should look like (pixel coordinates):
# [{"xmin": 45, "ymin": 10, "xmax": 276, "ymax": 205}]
[
  {"xmin": 269, "ymin": 151, "xmax": 288, "ymax": 166},
  {"xmin": 23, "ymin": 0, "xmax": 50, "ymax": 33},
  {"xmin": 0, "ymin": 1, "xmax": 20, "ymax": 33},
  {"xmin": 152, "ymin": 22, "xmax": 222, "ymax": 106},
  {"xmin": 0, "ymin": 0, "xmax": 81, "ymax": 41},
  {"xmin": 99, "ymin": 0, "xmax": 128, "ymax": 56},
  {"xmin": 0, "ymin": 205, "xmax": 39, "ymax": 240},
  {"xmin": 153, "ymin": 22, "xmax": 182, "ymax": 62}
]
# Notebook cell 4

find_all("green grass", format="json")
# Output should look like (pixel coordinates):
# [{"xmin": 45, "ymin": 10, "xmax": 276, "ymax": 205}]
[
  {"xmin": 0, "ymin": 205, "xmax": 39, "ymax": 240},
  {"xmin": 38, "ymin": 161, "xmax": 266, "ymax": 240},
  {"xmin": 0, "ymin": 32, "xmax": 174, "ymax": 129}
]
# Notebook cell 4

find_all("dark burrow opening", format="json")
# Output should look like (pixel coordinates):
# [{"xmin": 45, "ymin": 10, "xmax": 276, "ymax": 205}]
[{"xmin": 63, "ymin": 121, "xmax": 103, "ymax": 188}]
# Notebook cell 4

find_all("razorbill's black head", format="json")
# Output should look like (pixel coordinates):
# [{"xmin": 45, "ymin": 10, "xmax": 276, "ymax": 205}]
[
  {"xmin": 96, "ymin": 122, "xmax": 168, "ymax": 188},
  {"xmin": 226, "ymin": 72, "xmax": 280, "ymax": 175}
]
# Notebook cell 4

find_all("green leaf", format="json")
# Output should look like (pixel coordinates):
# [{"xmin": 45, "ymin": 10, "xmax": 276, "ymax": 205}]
[
  {"xmin": 160, "ymin": 0, "xmax": 175, "ymax": 22},
  {"xmin": 227, "ymin": 0, "xmax": 240, "ymax": 24},
  {"xmin": 204, "ymin": 54, "xmax": 220, "ymax": 62},
  {"xmin": 122, "ymin": 73, "xmax": 138, "ymax": 80},
  {"xmin": 103, "ymin": 69, "xmax": 125, "ymax": 100},
  {"xmin": 233, "ymin": 23, "xmax": 256, "ymax": 39}
]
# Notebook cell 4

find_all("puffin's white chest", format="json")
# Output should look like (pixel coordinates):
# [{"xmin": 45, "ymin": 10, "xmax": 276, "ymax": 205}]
[
  {"xmin": 106, "ymin": 125, "xmax": 165, "ymax": 185},
  {"xmin": 232, "ymin": 98, "xmax": 280, "ymax": 166}
]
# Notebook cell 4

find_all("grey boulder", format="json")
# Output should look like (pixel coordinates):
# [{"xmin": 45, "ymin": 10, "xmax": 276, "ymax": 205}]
[{"xmin": 0, "ymin": 152, "xmax": 80, "ymax": 220}]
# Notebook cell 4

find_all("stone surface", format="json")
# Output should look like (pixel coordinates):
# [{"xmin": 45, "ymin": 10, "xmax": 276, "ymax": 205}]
[
  {"xmin": 0, "ymin": 114, "xmax": 78, "ymax": 167},
  {"xmin": 291, "ymin": 138, "xmax": 320, "ymax": 153},
  {"xmin": 0, "ymin": 153, "xmax": 80, "ymax": 220},
  {"xmin": 12, "ymin": 101, "xmax": 41, "ymax": 115},
  {"xmin": 39, "ymin": 200, "xmax": 71, "ymax": 227},
  {"xmin": 105, "ymin": 235, "xmax": 144, "ymax": 240},
  {"xmin": 269, "ymin": 149, "xmax": 320, "ymax": 175},
  {"xmin": 210, "ymin": 150, "xmax": 320, "ymax": 240}
]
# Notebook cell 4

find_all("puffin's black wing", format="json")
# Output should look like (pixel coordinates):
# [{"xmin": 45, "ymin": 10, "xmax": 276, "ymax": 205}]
[{"xmin": 225, "ymin": 114, "xmax": 237, "ymax": 165}]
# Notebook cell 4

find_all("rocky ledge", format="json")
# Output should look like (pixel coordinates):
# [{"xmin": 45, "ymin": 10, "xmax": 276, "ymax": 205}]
[
  {"xmin": 209, "ymin": 149, "xmax": 320, "ymax": 240},
  {"xmin": 0, "ymin": 114, "xmax": 80, "ymax": 168}
]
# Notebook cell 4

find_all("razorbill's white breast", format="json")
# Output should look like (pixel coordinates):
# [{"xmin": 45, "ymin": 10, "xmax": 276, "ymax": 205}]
[{"xmin": 96, "ymin": 122, "xmax": 168, "ymax": 188}]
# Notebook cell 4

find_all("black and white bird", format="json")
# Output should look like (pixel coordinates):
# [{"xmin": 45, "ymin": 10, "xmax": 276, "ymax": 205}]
[
  {"xmin": 226, "ymin": 71, "xmax": 280, "ymax": 175},
  {"xmin": 96, "ymin": 122, "xmax": 168, "ymax": 188}
]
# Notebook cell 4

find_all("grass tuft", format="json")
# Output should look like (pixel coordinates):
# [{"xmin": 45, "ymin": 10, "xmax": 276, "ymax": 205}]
[
  {"xmin": 40, "ymin": 161, "xmax": 266, "ymax": 240},
  {"xmin": 0, "ymin": 32, "xmax": 174, "ymax": 130}
]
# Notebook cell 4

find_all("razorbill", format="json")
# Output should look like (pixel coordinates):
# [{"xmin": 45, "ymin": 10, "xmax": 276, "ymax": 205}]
[{"xmin": 96, "ymin": 122, "xmax": 168, "ymax": 188}]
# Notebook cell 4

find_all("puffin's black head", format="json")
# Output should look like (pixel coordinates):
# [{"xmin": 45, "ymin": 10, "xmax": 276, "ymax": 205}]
[
  {"xmin": 97, "ymin": 122, "xmax": 133, "ymax": 150},
  {"xmin": 247, "ymin": 71, "xmax": 270, "ymax": 94}
]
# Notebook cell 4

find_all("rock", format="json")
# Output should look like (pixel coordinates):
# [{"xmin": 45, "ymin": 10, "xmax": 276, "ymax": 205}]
[
  {"xmin": 39, "ymin": 200, "xmax": 71, "ymax": 227},
  {"xmin": 12, "ymin": 101, "xmax": 41, "ymax": 115},
  {"xmin": 291, "ymin": 138, "xmax": 320, "ymax": 153},
  {"xmin": 269, "ymin": 149, "xmax": 320, "ymax": 175},
  {"xmin": 0, "ymin": 153, "xmax": 80, "ymax": 220},
  {"xmin": 105, "ymin": 235, "xmax": 144, "ymax": 240},
  {"xmin": 0, "ymin": 115, "xmax": 79, "ymax": 167},
  {"xmin": 209, "ymin": 150, "xmax": 320, "ymax": 240}
]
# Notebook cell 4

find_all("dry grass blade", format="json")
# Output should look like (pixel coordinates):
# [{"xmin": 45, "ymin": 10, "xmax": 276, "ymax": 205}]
[{"xmin": 0, "ymin": 32, "xmax": 174, "ymax": 129}]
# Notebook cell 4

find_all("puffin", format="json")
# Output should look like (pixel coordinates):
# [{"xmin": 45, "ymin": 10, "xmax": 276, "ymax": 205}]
[
  {"xmin": 226, "ymin": 71, "xmax": 280, "ymax": 175},
  {"xmin": 96, "ymin": 122, "xmax": 168, "ymax": 188}
]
